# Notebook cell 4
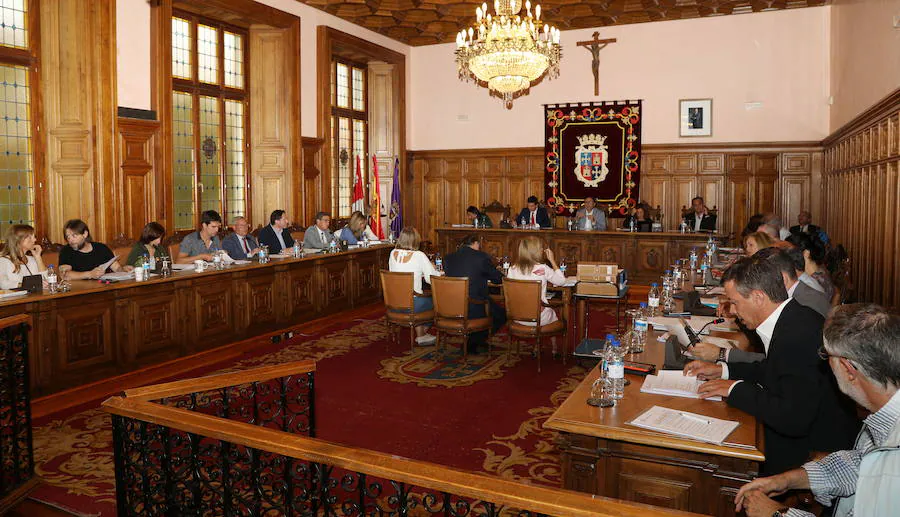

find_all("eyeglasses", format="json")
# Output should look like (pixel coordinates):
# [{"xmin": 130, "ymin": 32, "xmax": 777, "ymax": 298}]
[{"xmin": 818, "ymin": 345, "xmax": 855, "ymax": 368}]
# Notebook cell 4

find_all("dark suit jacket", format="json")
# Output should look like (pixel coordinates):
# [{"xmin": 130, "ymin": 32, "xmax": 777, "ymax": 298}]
[
  {"xmin": 726, "ymin": 300, "xmax": 860, "ymax": 475},
  {"xmin": 684, "ymin": 212, "xmax": 717, "ymax": 232},
  {"xmin": 516, "ymin": 207, "xmax": 551, "ymax": 228},
  {"xmin": 443, "ymin": 245, "xmax": 503, "ymax": 302},
  {"xmin": 790, "ymin": 224, "xmax": 820, "ymax": 236},
  {"xmin": 257, "ymin": 224, "xmax": 295, "ymax": 254},
  {"xmin": 221, "ymin": 233, "xmax": 259, "ymax": 260}
]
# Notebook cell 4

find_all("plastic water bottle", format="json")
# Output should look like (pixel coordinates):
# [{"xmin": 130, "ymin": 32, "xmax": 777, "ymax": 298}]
[
  {"xmin": 501, "ymin": 256, "xmax": 510, "ymax": 275},
  {"xmin": 142, "ymin": 253, "xmax": 152, "ymax": 277},
  {"xmin": 662, "ymin": 269, "xmax": 673, "ymax": 291},
  {"xmin": 647, "ymin": 283, "xmax": 660, "ymax": 317},
  {"xmin": 435, "ymin": 253, "xmax": 443, "ymax": 272},
  {"xmin": 47, "ymin": 265, "xmax": 58, "ymax": 294},
  {"xmin": 559, "ymin": 258, "xmax": 567, "ymax": 275},
  {"xmin": 608, "ymin": 339, "xmax": 625, "ymax": 400},
  {"xmin": 701, "ymin": 252, "xmax": 710, "ymax": 275},
  {"xmin": 629, "ymin": 217, "xmax": 636, "ymax": 232},
  {"xmin": 329, "ymin": 238, "xmax": 338, "ymax": 254},
  {"xmin": 632, "ymin": 303, "xmax": 648, "ymax": 353},
  {"xmin": 473, "ymin": 217, "xmax": 479, "ymax": 229},
  {"xmin": 662, "ymin": 281, "xmax": 676, "ymax": 314},
  {"xmin": 600, "ymin": 333, "xmax": 615, "ymax": 378},
  {"xmin": 293, "ymin": 240, "xmax": 301, "ymax": 256},
  {"xmin": 689, "ymin": 248, "xmax": 698, "ymax": 272},
  {"xmin": 567, "ymin": 218, "xmax": 574, "ymax": 231}
]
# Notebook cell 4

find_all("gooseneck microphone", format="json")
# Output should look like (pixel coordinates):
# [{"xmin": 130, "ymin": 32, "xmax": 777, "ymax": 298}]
[{"xmin": 680, "ymin": 317, "xmax": 726, "ymax": 347}]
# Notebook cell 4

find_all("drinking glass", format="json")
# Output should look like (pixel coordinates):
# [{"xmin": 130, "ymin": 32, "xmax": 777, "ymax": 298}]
[{"xmin": 587, "ymin": 376, "xmax": 615, "ymax": 407}]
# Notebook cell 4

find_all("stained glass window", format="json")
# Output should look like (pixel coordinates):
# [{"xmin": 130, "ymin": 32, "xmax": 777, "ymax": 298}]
[
  {"xmin": 331, "ymin": 60, "xmax": 367, "ymax": 218},
  {"xmin": 224, "ymin": 100, "xmax": 245, "ymax": 222},
  {"xmin": 172, "ymin": 91, "xmax": 195, "ymax": 230},
  {"xmin": 171, "ymin": 17, "xmax": 192, "ymax": 80},
  {"xmin": 0, "ymin": 0, "xmax": 27, "ymax": 49},
  {"xmin": 197, "ymin": 25, "xmax": 218, "ymax": 85},
  {"xmin": 0, "ymin": 64, "xmax": 32, "ymax": 233},
  {"xmin": 223, "ymin": 31, "xmax": 243, "ymax": 89},
  {"xmin": 352, "ymin": 67, "xmax": 365, "ymax": 111},
  {"xmin": 336, "ymin": 63, "xmax": 349, "ymax": 109}
]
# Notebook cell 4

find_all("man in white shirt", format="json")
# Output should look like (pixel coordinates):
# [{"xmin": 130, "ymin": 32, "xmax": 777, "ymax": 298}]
[
  {"xmin": 258, "ymin": 209, "xmax": 296, "ymax": 254},
  {"xmin": 302, "ymin": 212, "xmax": 335, "ymax": 250},
  {"xmin": 574, "ymin": 197, "xmax": 607, "ymax": 231},
  {"xmin": 684, "ymin": 196, "xmax": 717, "ymax": 232},
  {"xmin": 221, "ymin": 216, "xmax": 260, "ymax": 260}
]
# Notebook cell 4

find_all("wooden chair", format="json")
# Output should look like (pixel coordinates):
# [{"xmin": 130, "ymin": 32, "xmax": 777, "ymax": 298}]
[
  {"xmin": 503, "ymin": 278, "xmax": 567, "ymax": 373},
  {"xmin": 380, "ymin": 270, "xmax": 435, "ymax": 352},
  {"xmin": 480, "ymin": 200, "xmax": 511, "ymax": 226},
  {"xmin": 431, "ymin": 276, "xmax": 493, "ymax": 360},
  {"xmin": 110, "ymin": 233, "xmax": 136, "ymax": 267}
]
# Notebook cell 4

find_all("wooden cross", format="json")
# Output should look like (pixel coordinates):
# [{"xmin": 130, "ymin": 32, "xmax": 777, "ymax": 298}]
[{"xmin": 576, "ymin": 32, "xmax": 617, "ymax": 96}]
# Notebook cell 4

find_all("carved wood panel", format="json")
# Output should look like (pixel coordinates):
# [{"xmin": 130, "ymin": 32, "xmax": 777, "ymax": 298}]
[
  {"xmin": 192, "ymin": 280, "xmax": 234, "ymax": 343},
  {"xmin": 320, "ymin": 258, "xmax": 352, "ymax": 312},
  {"xmin": 118, "ymin": 118, "xmax": 160, "ymax": 239},
  {"xmin": 354, "ymin": 253, "xmax": 382, "ymax": 305},
  {"xmin": 617, "ymin": 472, "xmax": 693, "ymax": 511},
  {"xmin": 288, "ymin": 264, "xmax": 318, "ymax": 318},
  {"xmin": 128, "ymin": 290, "xmax": 180, "ymax": 361},
  {"xmin": 244, "ymin": 273, "xmax": 277, "ymax": 331},
  {"xmin": 635, "ymin": 240, "xmax": 668, "ymax": 276},
  {"xmin": 55, "ymin": 302, "xmax": 115, "ymax": 374}
]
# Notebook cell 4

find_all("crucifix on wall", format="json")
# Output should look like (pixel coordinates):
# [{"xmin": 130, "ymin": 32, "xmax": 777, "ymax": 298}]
[{"xmin": 576, "ymin": 32, "xmax": 617, "ymax": 96}]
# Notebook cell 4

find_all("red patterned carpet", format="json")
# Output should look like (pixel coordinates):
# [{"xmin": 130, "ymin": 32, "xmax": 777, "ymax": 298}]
[{"xmin": 29, "ymin": 304, "xmax": 617, "ymax": 516}]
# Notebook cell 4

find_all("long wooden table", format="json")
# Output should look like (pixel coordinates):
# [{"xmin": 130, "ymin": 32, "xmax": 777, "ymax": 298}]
[
  {"xmin": 435, "ymin": 228, "xmax": 721, "ymax": 282},
  {"xmin": 1, "ymin": 245, "xmax": 390, "ymax": 397},
  {"xmin": 544, "ymin": 325, "xmax": 764, "ymax": 517}
]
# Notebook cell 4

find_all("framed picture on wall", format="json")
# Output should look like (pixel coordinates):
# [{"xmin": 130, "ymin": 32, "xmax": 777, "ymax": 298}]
[{"xmin": 679, "ymin": 99, "xmax": 712, "ymax": 137}]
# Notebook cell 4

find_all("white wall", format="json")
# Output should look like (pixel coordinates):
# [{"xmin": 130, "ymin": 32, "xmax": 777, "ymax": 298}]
[{"xmin": 408, "ymin": 8, "xmax": 832, "ymax": 149}]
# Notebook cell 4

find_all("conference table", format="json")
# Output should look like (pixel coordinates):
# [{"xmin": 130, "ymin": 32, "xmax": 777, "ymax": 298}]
[
  {"xmin": 544, "ymin": 314, "xmax": 765, "ymax": 517},
  {"xmin": 0, "ymin": 244, "xmax": 391, "ymax": 397}
]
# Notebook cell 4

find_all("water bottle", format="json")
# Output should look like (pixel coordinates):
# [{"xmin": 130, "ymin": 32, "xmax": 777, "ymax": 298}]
[
  {"xmin": 679, "ymin": 219, "xmax": 688, "ymax": 234},
  {"xmin": 701, "ymin": 252, "xmax": 711, "ymax": 283},
  {"xmin": 142, "ymin": 253, "xmax": 152, "ymax": 277},
  {"xmin": 632, "ymin": 303, "xmax": 648, "ymax": 353},
  {"xmin": 662, "ymin": 281, "xmax": 676, "ymax": 314},
  {"xmin": 519, "ymin": 217, "xmax": 526, "ymax": 229},
  {"xmin": 662, "ymin": 269, "xmax": 673, "ymax": 291},
  {"xmin": 567, "ymin": 217, "xmax": 574, "ymax": 231},
  {"xmin": 434, "ymin": 253, "xmax": 443, "ymax": 272},
  {"xmin": 329, "ymin": 238, "xmax": 338, "ymax": 254},
  {"xmin": 501, "ymin": 256, "xmax": 510, "ymax": 275},
  {"xmin": 212, "ymin": 252, "xmax": 223, "ymax": 270},
  {"xmin": 689, "ymin": 248, "xmax": 698, "ymax": 272},
  {"xmin": 600, "ymin": 333, "xmax": 615, "ymax": 377},
  {"xmin": 559, "ymin": 258, "xmax": 567, "ymax": 275},
  {"xmin": 473, "ymin": 217, "xmax": 479, "ymax": 229},
  {"xmin": 647, "ymin": 283, "xmax": 660, "ymax": 317},
  {"xmin": 293, "ymin": 240, "xmax": 301, "ymax": 256},
  {"xmin": 258, "ymin": 245, "xmax": 268, "ymax": 263},
  {"xmin": 608, "ymin": 339, "xmax": 625, "ymax": 400},
  {"xmin": 629, "ymin": 217, "xmax": 636, "ymax": 232},
  {"xmin": 47, "ymin": 265, "xmax": 58, "ymax": 294}
]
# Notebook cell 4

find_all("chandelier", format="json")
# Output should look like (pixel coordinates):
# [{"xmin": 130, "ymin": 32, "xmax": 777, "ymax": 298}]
[{"xmin": 455, "ymin": 0, "xmax": 561, "ymax": 107}]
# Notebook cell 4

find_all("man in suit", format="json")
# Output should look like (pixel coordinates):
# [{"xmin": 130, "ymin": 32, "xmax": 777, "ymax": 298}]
[
  {"xmin": 685, "ymin": 255, "xmax": 859, "ymax": 475},
  {"xmin": 222, "ymin": 216, "xmax": 261, "ymax": 260},
  {"xmin": 789, "ymin": 210, "xmax": 820, "ymax": 236},
  {"xmin": 574, "ymin": 197, "xmax": 607, "ymax": 231},
  {"xmin": 258, "ymin": 209, "xmax": 295, "ymax": 254},
  {"xmin": 444, "ymin": 233, "xmax": 506, "ymax": 354},
  {"xmin": 691, "ymin": 247, "xmax": 832, "ymax": 363},
  {"xmin": 516, "ymin": 196, "xmax": 551, "ymax": 228},
  {"xmin": 684, "ymin": 196, "xmax": 716, "ymax": 232},
  {"xmin": 302, "ymin": 211, "xmax": 334, "ymax": 250}
]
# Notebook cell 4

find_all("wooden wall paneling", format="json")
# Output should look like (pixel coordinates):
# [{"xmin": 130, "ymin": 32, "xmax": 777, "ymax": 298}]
[
  {"xmin": 249, "ymin": 27, "xmax": 295, "ymax": 227},
  {"xmin": 672, "ymin": 177, "xmax": 696, "ymax": 223},
  {"xmin": 726, "ymin": 174, "xmax": 751, "ymax": 239},
  {"xmin": 698, "ymin": 154, "xmax": 724, "ymax": 175},
  {"xmin": 671, "ymin": 154, "xmax": 697, "ymax": 175},
  {"xmin": 118, "ymin": 118, "xmax": 161, "ymax": 239},
  {"xmin": 697, "ymin": 176, "xmax": 724, "ymax": 215},
  {"xmin": 301, "ymin": 137, "xmax": 325, "ymax": 226},
  {"xmin": 642, "ymin": 176, "xmax": 670, "ymax": 223}
]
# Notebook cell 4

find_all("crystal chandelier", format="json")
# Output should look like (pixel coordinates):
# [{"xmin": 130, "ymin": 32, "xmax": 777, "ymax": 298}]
[{"xmin": 455, "ymin": 0, "xmax": 561, "ymax": 107}]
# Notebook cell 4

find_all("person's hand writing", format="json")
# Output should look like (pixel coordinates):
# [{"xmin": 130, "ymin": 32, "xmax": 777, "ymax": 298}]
[
  {"xmin": 735, "ymin": 474, "xmax": 792, "ymax": 510},
  {"xmin": 683, "ymin": 360, "xmax": 722, "ymax": 380},
  {"xmin": 696, "ymin": 379, "xmax": 737, "ymax": 399},
  {"xmin": 736, "ymin": 490, "xmax": 784, "ymax": 517},
  {"xmin": 687, "ymin": 342, "xmax": 721, "ymax": 362}
]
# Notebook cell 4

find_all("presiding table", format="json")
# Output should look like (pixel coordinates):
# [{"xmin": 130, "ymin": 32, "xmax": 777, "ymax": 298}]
[
  {"xmin": 544, "ymin": 322, "xmax": 764, "ymax": 517},
  {"xmin": 435, "ymin": 228, "xmax": 723, "ymax": 283},
  {"xmin": 0, "ymin": 245, "xmax": 391, "ymax": 397}
]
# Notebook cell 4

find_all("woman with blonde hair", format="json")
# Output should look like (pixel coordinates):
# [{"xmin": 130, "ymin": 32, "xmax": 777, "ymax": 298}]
[
  {"xmin": 743, "ymin": 231, "xmax": 776, "ymax": 256},
  {"xmin": 388, "ymin": 227, "xmax": 440, "ymax": 345},
  {"xmin": 0, "ymin": 224, "xmax": 47, "ymax": 289},
  {"xmin": 337, "ymin": 211, "xmax": 378, "ymax": 245},
  {"xmin": 507, "ymin": 236, "xmax": 568, "ymax": 353}
]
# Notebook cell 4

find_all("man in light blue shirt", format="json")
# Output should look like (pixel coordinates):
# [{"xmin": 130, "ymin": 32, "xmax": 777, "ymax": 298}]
[{"xmin": 574, "ymin": 197, "xmax": 607, "ymax": 231}]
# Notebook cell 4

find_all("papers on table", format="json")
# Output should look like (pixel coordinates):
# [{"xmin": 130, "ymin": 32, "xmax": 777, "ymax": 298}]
[
  {"xmin": 649, "ymin": 315, "xmax": 736, "ymax": 334},
  {"xmin": 451, "ymin": 224, "xmax": 475, "ymax": 228},
  {"xmin": 232, "ymin": 260, "xmax": 251, "ymax": 265},
  {"xmin": 640, "ymin": 370, "xmax": 722, "ymax": 401},
  {"xmin": 0, "ymin": 289, "xmax": 28, "ymax": 299},
  {"xmin": 172, "ymin": 264, "xmax": 194, "ymax": 271},
  {"xmin": 100, "ymin": 271, "xmax": 136, "ymax": 281},
  {"xmin": 629, "ymin": 405, "xmax": 739, "ymax": 445},
  {"xmin": 561, "ymin": 277, "xmax": 578, "ymax": 287},
  {"xmin": 703, "ymin": 286, "xmax": 726, "ymax": 296},
  {"xmin": 98, "ymin": 255, "xmax": 119, "ymax": 273}
]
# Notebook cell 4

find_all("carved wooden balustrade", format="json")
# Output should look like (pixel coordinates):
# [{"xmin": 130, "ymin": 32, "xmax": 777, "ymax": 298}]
[{"xmin": 0, "ymin": 315, "xmax": 37, "ymax": 513}]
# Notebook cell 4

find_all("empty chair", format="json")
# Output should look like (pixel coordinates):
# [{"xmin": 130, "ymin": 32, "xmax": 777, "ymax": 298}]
[
  {"xmin": 380, "ymin": 270, "xmax": 435, "ymax": 352},
  {"xmin": 503, "ymin": 278, "xmax": 567, "ymax": 372},
  {"xmin": 431, "ymin": 276, "xmax": 493, "ymax": 359}
]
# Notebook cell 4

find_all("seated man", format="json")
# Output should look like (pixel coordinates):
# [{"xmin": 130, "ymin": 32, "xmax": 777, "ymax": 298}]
[
  {"xmin": 516, "ymin": 196, "xmax": 551, "ymax": 228},
  {"xmin": 684, "ymin": 196, "xmax": 717, "ymax": 232},
  {"xmin": 685, "ymin": 255, "xmax": 859, "ymax": 475},
  {"xmin": 443, "ymin": 234, "xmax": 506, "ymax": 354},
  {"xmin": 734, "ymin": 304, "xmax": 900, "ymax": 517},
  {"xmin": 763, "ymin": 212, "xmax": 792, "ymax": 241},
  {"xmin": 177, "ymin": 210, "xmax": 223, "ymax": 263},
  {"xmin": 302, "ymin": 212, "xmax": 334, "ymax": 250},
  {"xmin": 789, "ymin": 210, "xmax": 820, "ymax": 237},
  {"xmin": 222, "ymin": 216, "xmax": 260, "ymax": 260},
  {"xmin": 466, "ymin": 206, "xmax": 493, "ymax": 228},
  {"xmin": 257, "ymin": 209, "xmax": 295, "ymax": 254},
  {"xmin": 59, "ymin": 219, "xmax": 131, "ymax": 280},
  {"xmin": 574, "ymin": 196, "xmax": 607, "ymax": 231}
]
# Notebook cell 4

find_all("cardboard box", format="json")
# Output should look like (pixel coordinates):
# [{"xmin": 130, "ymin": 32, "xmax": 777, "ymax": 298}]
[
  {"xmin": 576, "ymin": 263, "xmax": 619, "ymax": 282},
  {"xmin": 575, "ymin": 266, "xmax": 627, "ymax": 297}
]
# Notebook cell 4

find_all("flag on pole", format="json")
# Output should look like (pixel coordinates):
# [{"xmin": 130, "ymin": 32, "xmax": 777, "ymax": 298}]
[
  {"xmin": 389, "ymin": 157, "xmax": 402, "ymax": 238},
  {"xmin": 370, "ymin": 155, "xmax": 385, "ymax": 239},
  {"xmin": 351, "ymin": 154, "xmax": 365, "ymax": 214}
]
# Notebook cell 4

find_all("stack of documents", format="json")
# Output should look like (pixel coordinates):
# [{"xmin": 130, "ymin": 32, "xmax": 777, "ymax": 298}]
[
  {"xmin": 640, "ymin": 370, "xmax": 722, "ymax": 401},
  {"xmin": 629, "ymin": 405, "xmax": 740, "ymax": 444},
  {"xmin": 0, "ymin": 289, "xmax": 28, "ymax": 299}
]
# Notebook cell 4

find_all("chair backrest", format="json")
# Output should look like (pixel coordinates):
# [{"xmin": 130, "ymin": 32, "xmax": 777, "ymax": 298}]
[
  {"xmin": 380, "ymin": 270, "xmax": 415, "ymax": 311},
  {"xmin": 502, "ymin": 278, "xmax": 543, "ymax": 323},
  {"xmin": 431, "ymin": 276, "xmax": 469, "ymax": 319},
  {"xmin": 480, "ymin": 200, "xmax": 510, "ymax": 225}
]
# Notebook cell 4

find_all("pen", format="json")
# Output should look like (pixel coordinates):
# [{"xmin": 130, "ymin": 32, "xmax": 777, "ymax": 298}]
[{"xmin": 679, "ymin": 412, "xmax": 711, "ymax": 424}]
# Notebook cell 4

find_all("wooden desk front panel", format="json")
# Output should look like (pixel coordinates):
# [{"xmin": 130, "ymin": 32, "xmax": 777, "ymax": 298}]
[{"xmin": 1, "ymin": 246, "xmax": 390, "ymax": 396}]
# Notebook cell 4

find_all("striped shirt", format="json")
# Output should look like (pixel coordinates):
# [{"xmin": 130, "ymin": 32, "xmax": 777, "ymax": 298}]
[{"xmin": 785, "ymin": 390, "xmax": 900, "ymax": 517}]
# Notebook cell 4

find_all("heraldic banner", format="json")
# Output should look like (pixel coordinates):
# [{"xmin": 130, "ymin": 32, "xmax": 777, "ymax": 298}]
[{"xmin": 543, "ymin": 100, "xmax": 642, "ymax": 217}]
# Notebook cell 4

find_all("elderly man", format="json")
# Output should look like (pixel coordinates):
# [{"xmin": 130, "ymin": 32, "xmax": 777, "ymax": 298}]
[
  {"xmin": 222, "ymin": 216, "xmax": 260, "ymax": 260},
  {"xmin": 258, "ymin": 209, "xmax": 295, "ymax": 254},
  {"xmin": 734, "ymin": 304, "xmax": 900, "ymax": 517},
  {"xmin": 177, "ymin": 210, "xmax": 223, "ymax": 263},
  {"xmin": 302, "ymin": 212, "xmax": 334, "ymax": 250},
  {"xmin": 763, "ymin": 212, "xmax": 792, "ymax": 240},
  {"xmin": 684, "ymin": 255, "xmax": 859, "ymax": 475},
  {"xmin": 574, "ymin": 197, "xmax": 607, "ymax": 231},
  {"xmin": 684, "ymin": 196, "xmax": 716, "ymax": 232},
  {"xmin": 790, "ymin": 210, "xmax": 820, "ymax": 237}
]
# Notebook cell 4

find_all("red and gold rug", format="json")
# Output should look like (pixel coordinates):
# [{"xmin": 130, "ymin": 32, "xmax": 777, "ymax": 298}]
[{"xmin": 30, "ymin": 305, "xmax": 616, "ymax": 516}]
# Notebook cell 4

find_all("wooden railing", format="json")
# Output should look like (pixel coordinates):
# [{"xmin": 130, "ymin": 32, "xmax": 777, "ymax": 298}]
[
  {"xmin": 103, "ymin": 361, "xmax": 705, "ymax": 517},
  {"xmin": 0, "ymin": 314, "xmax": 38, "ymax": 513}
]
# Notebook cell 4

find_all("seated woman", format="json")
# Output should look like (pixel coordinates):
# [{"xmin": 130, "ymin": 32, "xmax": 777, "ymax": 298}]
[
  {"xmin": 787, "ymin": 232, "xmax": 835, "ymax": 301},
  {"xmin": 743, "ymin": 231, "xmax": 776, "ymax": 256},
  {"xmin": 126, "ymin": 222, "xmax": 169, "ymax": 267},
  {"xmin": 506, "ymin": 236, "xmax": 568, "ymax": 355},
  {"xmin": 336, "ymin": 211, "xmax": 378, "ymax": 245},
  {"xmin": 388, "ymin": 227, "xmax": 440, "ymax": 345},
  {"xmin": 0, "ymin": 224, "xmax": 46, "ymax": 289},
  {"xmin": 622, "ymin": 204, "xmax": 654, "ymax": 232}
]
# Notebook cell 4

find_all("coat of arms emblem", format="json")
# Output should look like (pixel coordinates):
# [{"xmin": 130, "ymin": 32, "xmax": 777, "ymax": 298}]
[{"xmin": 573, "ymin": 134, "xmax": 609, "ymax": 187}]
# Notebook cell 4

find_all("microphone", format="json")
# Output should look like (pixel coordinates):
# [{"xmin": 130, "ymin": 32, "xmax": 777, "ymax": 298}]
[{"xmin": 681, "ymin": 317, "xmax": 726, "ymax": 347}]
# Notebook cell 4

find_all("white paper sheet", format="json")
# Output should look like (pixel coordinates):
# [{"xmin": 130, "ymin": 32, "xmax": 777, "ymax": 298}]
[
  {"xmin": 640, "ymin": 370, "xmax": 722, "ymax": 401},
  {"xmin": 0, "ymin": 289, "xmax": 28, "ymax": 299},
  {"xmin": 98, "ymin": 255, "xmax": 119, "ymax": 273},
  {"xmin": 649, "ymin": 316, "xmax": 736, "ymax": 334},
  {"xmin": 100, "ymin": 271, "xmax": 135, "ymax": 281},
  {"xmin": 172, "ymin": 264, "xmax": 194, "ymax": 271},
  {"xmin": 628, "ymin": 405, "xmax": 739, "ymax": 444}
]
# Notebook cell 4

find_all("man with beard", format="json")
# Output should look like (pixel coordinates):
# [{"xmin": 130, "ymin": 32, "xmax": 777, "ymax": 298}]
[{"xmin": 59, "ymin": 219, "xmax": 130, "ymax": 280}]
